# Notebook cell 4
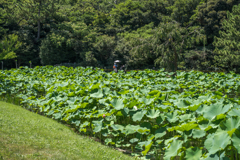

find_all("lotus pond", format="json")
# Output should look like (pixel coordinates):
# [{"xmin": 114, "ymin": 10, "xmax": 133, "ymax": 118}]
[{"xmin": 1, "ymin": 66, "xmax": 240, "ymax": 160}]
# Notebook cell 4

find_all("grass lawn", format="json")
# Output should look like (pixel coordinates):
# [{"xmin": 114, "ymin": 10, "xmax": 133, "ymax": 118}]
[{"xmin": 0, "ymin": 101, "xmax": 135, "ymax": 160}]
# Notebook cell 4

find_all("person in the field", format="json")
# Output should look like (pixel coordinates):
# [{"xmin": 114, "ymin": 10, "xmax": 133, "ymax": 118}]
[{"xmin": 113, "ymin": 62, "xmax": 118, "ymax": 73}]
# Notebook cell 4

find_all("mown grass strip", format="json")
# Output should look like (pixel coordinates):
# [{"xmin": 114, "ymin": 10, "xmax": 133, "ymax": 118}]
[{"xmin": 0, "ymin": 101, "xmax": 135, "ymax": 160}]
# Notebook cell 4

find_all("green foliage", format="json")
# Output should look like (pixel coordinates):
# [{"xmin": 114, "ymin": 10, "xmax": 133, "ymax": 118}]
[
  {"xmin": 213, "ymin": 4, "xmax": 240, "ymax": 71},
  {"xmin": 194, "ymin": 0, "xmax": 239, "ymax": 42},
  {"xmin": 0, "ymin": 34, "xmax": 22, "ymax": 60},
  {"xmin": 1, "ymin": 67, "xmax": 240, "ymax": 158},
  {"xmin": 1, "ymin": 0, "xmax": 240, "ymax": 70},
  {"xmin": 39, "ymin": 30, "xmax": 76, "ymax": 65},
  {"xmin": 109, "ymin": 0, "xmax": 170, "ymax": 31},
  {"xmin": 93, "ymin": 35, "xmax": 116, "ymax": 67},
  {"xmin": 117, "ymin": 23, "xmax": 156, "ymax": 68},
  {"xmin": 169, "ymin": 0, "xmax": 202, "ymax": 26}
]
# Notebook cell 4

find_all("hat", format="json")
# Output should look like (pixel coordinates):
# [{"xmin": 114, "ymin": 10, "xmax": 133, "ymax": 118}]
[{"xmin": 114, "ymin": 60, "xmax": 121, "ymax": 63}]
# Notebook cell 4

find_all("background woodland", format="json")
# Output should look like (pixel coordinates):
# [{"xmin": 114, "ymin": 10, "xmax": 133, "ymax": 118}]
[{"xmin": 0, "ymin": 0, "xmax": 240, "ymax": 72}]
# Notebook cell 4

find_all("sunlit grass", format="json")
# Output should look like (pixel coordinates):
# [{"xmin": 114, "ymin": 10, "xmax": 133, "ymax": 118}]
[{"xmin": 0, "ymin": 101, "xmax": 135, "ymax": 160}]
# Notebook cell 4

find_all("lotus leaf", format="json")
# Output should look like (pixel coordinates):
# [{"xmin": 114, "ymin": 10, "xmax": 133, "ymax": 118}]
[
  {"xmin": 185, "ymin": 147, "xmax": 202, "ymax": 160},
  {"xmin": 204, "ymin": 130, "xmax": 231, "ymax": 154},
  {"xmin": 202, "ymin": 103, "xmax": 230, "ymax": 120},
  {"xmin": 110, "ymin": 98, "xmax": 124, "ymax": 110},
  {"xmin": 129, "ymin": 138, "xmax": 139, "ymax": 143},
  {"xmin": 165, "ymin": 110, "xmax": 179, "ymax": 123},
  {"xmin": 155, "ymin": 127, "xmax": 166, "ymax": 139},
  {"xmin": 203, "ymin": 151, "xmax": 229, "ymax": 160},
  {"xmin": 192, "ymin": 129, "xmax": 206, "ymax": 139},
  {"xmin": 132, "ymin": 110, "xmax": 147, "ymax": 122},
  {"xmin": 164, "ymin": 140, "xmax": 183, "ymax": 160},
  {"xmin": 146, "ymin": 108, "xmax": 160, "ymax": 119}
]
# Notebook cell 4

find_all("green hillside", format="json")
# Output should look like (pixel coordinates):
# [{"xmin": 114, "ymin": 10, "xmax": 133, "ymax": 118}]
[{"xmin": 0, "ymin": 101, "xmax": 134, "ymax": 160}]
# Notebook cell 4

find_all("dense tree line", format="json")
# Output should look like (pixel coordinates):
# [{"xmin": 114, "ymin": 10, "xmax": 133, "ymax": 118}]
[{"xmin": 0, "ymin": 0, "xmax": 240, "ymax": 72}]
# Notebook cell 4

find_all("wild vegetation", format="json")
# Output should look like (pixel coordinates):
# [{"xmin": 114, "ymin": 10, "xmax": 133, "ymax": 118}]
[
  {"xmin": 0, "ymin": 0, "xmax": 240, "ymax": 71},
  {"xmin": 1, "ymin": 66, "xmax": 240, "ymax": 159}
]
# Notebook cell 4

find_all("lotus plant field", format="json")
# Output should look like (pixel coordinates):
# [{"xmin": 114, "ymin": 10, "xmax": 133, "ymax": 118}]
[{"xmin": 1, "ymin": 66, "xmax": 240, "ymax": 159}]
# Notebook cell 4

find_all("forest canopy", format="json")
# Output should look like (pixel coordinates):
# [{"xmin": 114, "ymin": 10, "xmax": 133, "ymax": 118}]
[{"xmin": 0, "ymin": 0, "xmax": 240, "ymax": 71}]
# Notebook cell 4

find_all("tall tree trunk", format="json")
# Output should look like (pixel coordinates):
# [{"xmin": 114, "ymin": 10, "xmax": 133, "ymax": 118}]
[
  {"xmin": 173, "ymin": 47, "xmax": 178, "ymax": 72},
  {"xmin": 36, "ymin": 0, "xmax": 41, "ymax": 42}
]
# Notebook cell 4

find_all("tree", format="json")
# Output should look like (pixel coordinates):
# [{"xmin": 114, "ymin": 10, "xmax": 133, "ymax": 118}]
[
  {"xmin": 6, "ymin": 0, "xmax": 62, "ymax": 42},
  {"xmin": 194, "ymin": 0, "xmax": 240, "ymax": 43},
  {"xmin": 213, "ymin": 4, "xmax": 240, "ymax": 71},
  {"xmin": 152, "ymin": 21, "xmax": 206, "ymax": 72},
  {"xmin": 109, "ymin": 0, "xmax": 170, "ymax": 32},
  {"xmin": 117, "ymin": 22, "xmax": 156, "ymax": 69},
  {"xmin": 93, "ymin": 35, "xmax": 116, "ymax": 67},
  {"xmin": 0, "ymin": 34, "xmax": 22, "ymax": 60},
  {"xmin": 0, "ymin": 5, "xmax": 7, "ymax": 40},
  {"xmin": 169, "ymin": 0, "xmax": 202, "ymax": 26},
  {"xmin": 39, "ymin": 29, "xmax": 76, "ymax": 65}
]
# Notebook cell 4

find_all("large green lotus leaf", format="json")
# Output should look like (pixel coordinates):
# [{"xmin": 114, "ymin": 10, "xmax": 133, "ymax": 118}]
[
  {"xmin": 68, "ymin": 92, "xmax": 75, "ymax": 97},
  {"xmin": 164, "ymin": 140, "xmax": 183, "ymax": 160},
  {"xmin": 71, "ymin": 120, "xmax": 81, "ymax": 127},
  {"xmin": 203, "ymin": 103, "xmax": 230, "ymax": 120},
  {"xmin": 118, "ymin": 89, "xmax": 129, "ymax": 95},
  {"xmin": 146, "ymin": 108, "xmax": 160, "ymax": 119},
  {"xmin": 204, "ymin": 130, "xmax": 231, "ymax": 154},
  {"xmin": 80, "ymin": 121, "xmax": 90, "ymax": 128},
  {"xmin": 220, "ymin": 117, "xmax": 240, "ymax": 136},
  {"xmin": 65, "ymin": 103, "xmax": 88, "ymax": 113},
  {"xmin": 185, "ymin": 147, "xmax": 202, "ymax": 160},
  {"xmin": 132, "ymin": 110, "xmax": 147, "ymax": 122},
  {"xmin": 103, "ymin": 87, "xmax": 111, "ymax": 95},
  {"xmin": 214, "ymin": 91, "xmax": 223, "ymax": 96},
  {"xmin": 111, "ymin": 124, "xmax": 124, "ymax": 131},
  {"xmin": 124, "ymin": 124, "xmax": 139, "ymax": 135},
  {"xmin": 196, "ymin": 105, "xmax": 207, "ymax": 115},
  {"xmin": 139, "ymin": 97, "xmax": 154, "ymax": 105},
  {"xmin": 139, "ymin": 88, "xmax": 150, "ymax": 95},
  {"xmin": 157, "ymin": 104, "xmax": 172, "ymax": 111},
  {"xmin": 228, "ymin": 108, "xmax": 240, "ymax": 117},
  {"xmin": 105, "ymin": 138, "xmax": 112, "ymax": 145},
  {"xmin": 165, "ymin": 110, "xmax": 179, "ymax": 123},
  {"xmin": 148, "ymin": 90, "xmax": 160, "ymax": 96},
  {"xmin": 90, "ymin": 89, "xmax": 103, "ymax": 98},
  {"xmin": 156, "ymin": 115, "xmax": 165, "ymax": 124},
  {"xmin": 198, "ymin": 94, "xmax": 212, "ymax": 101},
  {"xmin": 122, "ymin": 107, "xmax": 129, "ymax": 117},
  {"xmin": 110, "ymin": 98, "xmax": 124, "ymax": 110},
  {"xmin": 53, "ymin": 112, "xmax": 62, "ymax": 120},
  {"xmin": 192, "ymin": 129, "xmax": 206, "ymax": 139},
  {"xmin": 203, "ymin": 152, "xmax": 229, "ymax": 160},
  {"xmin": 138, "ymin": 140, "xmax": 152, "ymax": 148},
  {"xmin": 89, "ymin": 83, "xmax": 100, "ymax": 90},
  {"xmin": 98, "ymin": 98, "xmax": 106, "ymax": 104},
  {"xmin": 173, "ymin": 122, "xmax": 198, "ymax": 132},
  {"xmin": 127, "ymin": 100, "xmax": 138, "ymax": 108},
  {"xmin": 174, "ymin": 99, "xmax": 190, "ymax": 109},
  {"xmin": 232, "ymin": 129, "xmax": 240, "ymax": 154},
  {"xmin": 142, "ymin": 141, "xmax": 153, "ymax": 156},
  {"xmin": 233, "ymin": 104, "xmax": 240, "ymax": 109},
  {"xmin": 67, "ymin": 97, "xmax": 80, "ymax": 104},
  {"xmin": 138, "ymin": 127, "xmax": 151, "ymax": 135},
  {"xmin": 92, "ymin": 120, "xmax": 103, "ymax": 133},
  {"xmin": 155, "ymin": 127, "xmax": 166, "ymax": 139},
  {"xmin": 140, "ymin": 122, "xmax": 152, "ymax": 130},
  {"xmin": 129, "ymin": 138, "xmax": 139, "ymax": 143},
  {"xmin": 179, "ymin": 114, "xmax": 192, "ymax": 122}
]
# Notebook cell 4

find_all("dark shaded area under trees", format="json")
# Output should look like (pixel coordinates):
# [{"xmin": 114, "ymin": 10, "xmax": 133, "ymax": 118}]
[{"xmin": 0, "ymin": 0, "xmax": 240, "ymax": 72}]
